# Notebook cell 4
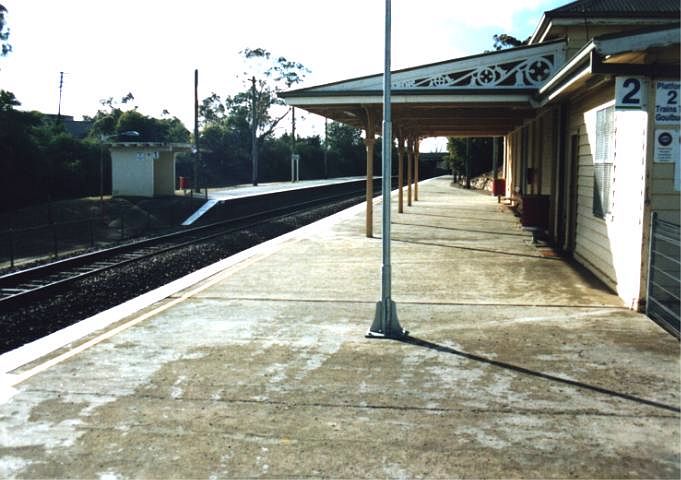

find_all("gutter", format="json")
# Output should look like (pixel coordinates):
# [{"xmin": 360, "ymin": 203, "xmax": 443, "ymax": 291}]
[{"xmin": 536, "ymin": 42, "xmax": 596, "ymax": 104}]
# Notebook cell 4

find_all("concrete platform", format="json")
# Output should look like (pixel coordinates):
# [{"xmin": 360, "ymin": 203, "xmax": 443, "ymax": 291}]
[
  {"xmin": 177, "ymin": 176, "xmax": 369, "ymax": 201},
  {"xmin": 1, "ymin": 177, "xmax": 679, "ymax": 479},
  {"xmin": 178, "ymin": 176, "xmax": 369, "ymax": 224}
]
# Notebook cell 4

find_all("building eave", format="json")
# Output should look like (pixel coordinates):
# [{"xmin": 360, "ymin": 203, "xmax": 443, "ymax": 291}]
[{"xmin": 537, "ymin": 24, "xmax": 680, "ymax": 106}]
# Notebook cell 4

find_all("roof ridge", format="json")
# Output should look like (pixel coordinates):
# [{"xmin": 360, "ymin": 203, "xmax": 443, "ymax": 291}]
[{"xmin": 545, "ymin": 0, "xmax": 680, "ymax": 16}]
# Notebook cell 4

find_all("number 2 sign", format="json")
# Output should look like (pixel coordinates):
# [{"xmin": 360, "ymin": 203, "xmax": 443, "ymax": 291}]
[{"xmin": 616, "ymin": 76, "xmax": 647, "ymax": 110}]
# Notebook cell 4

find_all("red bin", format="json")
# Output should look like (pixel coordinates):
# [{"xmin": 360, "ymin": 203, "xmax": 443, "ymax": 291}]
[{"xmin": 492, "ymin": 178, "xmax": 506, "ymax": 196}]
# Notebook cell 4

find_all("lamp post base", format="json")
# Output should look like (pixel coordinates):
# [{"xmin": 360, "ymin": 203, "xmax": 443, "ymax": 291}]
[{"xmin": 366, "ymin": 299, "xmax": 408, "ymax": 339}]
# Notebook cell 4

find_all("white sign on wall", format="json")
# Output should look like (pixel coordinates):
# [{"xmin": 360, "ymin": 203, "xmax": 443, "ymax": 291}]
[
  {"xmin": 615, "ymin": 76, "xmax": 647, "ymax": 110},
  {"xmin": 655, "ymin": 81, "xmax": 681, "ymax": 125},
  {"xmin": 654, "ymin": 129, "xmax": 679, "ymax": 163}
]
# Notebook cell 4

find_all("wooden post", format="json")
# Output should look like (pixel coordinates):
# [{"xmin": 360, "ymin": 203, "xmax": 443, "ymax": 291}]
[
  {"xmin": 465, "ymin": 137, "xmax": 471, "ymax": 189},
  {"xmin": 365, "ymin": 135, "xmax": 376, "ymax": 237},
  {"xmin": 397, "ymin": 135, "xmax": 404, "ymax": 213},
  {"xmin": 414, "ymin": 138, "xmax": 420, "ymax": 201},
  {"xmin": 407, "ymin": 136, "xmax": 413, "ymax": 206},
  {"xmin": 364, "ymin": 108, "xmax": 377, "ymax": 237}
]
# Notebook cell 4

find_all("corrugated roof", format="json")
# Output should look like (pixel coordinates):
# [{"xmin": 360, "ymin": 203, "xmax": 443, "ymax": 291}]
[{"xmin": 547, "ymin": 0, "xmax": 679, "ymax": 17}]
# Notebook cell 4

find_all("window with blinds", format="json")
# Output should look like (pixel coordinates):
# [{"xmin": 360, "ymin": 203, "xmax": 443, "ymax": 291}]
[{"xmin": 593, "ymin": 106, "xmax": 614, "ymax": 218}]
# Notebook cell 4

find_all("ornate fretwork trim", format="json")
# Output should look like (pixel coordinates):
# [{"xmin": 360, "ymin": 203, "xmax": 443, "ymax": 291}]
[{"xmin": 392, "ymin": 55, "xmax": 556, "ymax": 89}]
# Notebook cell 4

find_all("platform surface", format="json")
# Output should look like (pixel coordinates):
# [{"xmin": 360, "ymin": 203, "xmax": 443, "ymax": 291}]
[
  {"xmin": 1, "ymin": 177, "xmax": 679, "ymax": 479},
  {"xmin": 178, "ymin": 176, "xmax": 369, "ymax": 201}
]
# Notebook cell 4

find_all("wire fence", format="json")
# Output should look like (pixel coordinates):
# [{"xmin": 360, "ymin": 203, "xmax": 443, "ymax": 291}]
[{"xmin": 1, "ymin": 199, "xmax": 204, "ymax": 270}]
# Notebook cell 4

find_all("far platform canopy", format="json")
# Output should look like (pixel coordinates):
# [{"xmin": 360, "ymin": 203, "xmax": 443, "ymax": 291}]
[
  {"xmin": 280, "ymin": 40, "xmax": 567, "ymax": 138},
  {"xmin": 109, "ymin": 142, "xmax": 192, "ymax": 198}
]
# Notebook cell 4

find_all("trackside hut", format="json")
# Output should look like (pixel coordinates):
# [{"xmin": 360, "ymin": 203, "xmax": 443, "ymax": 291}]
[
  {"xmin": 110, "ymin": 142, "xmax": 192, "ymax": 198},
  {"xmin": 280, "ymin": 0, "xmax": 680, "ymax": 315}
]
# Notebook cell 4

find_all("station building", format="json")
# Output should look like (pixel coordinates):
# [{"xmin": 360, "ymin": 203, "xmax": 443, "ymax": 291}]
[{"xmin": 281, "ymin": 0, "xmax": 680, "ymax": 320}]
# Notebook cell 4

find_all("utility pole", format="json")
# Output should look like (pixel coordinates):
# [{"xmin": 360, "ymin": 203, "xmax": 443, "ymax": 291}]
[
  {"xmin": 251, "ymin": 76, "xmax": 258, "ymax": 186},
  {"xmin": 194, "ymin": 69, "xmax": 201, "ymax": 193},
  {"xmin": 57, "ymin": 72, "xmax": 64, "ymax": 123}
]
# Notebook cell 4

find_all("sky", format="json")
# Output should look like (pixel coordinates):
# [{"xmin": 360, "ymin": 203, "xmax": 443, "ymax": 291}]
[{"xmin": 0, "ymin": 0, "xmax": 565, "ymax": 151}]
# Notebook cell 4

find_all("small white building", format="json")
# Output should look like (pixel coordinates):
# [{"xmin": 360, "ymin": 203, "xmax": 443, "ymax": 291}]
[{"xmin": 110, "ymin": 142, "xmax": 192, "ymax": 198}]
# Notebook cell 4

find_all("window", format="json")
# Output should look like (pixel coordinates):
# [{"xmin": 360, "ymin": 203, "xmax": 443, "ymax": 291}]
[{"xmin": 593, "ymin": 106, "xmax": 614, "ymax": 218}]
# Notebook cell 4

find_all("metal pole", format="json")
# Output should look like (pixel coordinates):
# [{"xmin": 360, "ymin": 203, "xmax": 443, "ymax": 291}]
[
  {"xmin": 194, "ymin": 69, "xmax": 200, "ymax": 193},
  {"xmin": 251, "ymin": 76, "xmax": 258, "ymax": 186},
  {"xmin": 368, "ymin": 0, "xmax": 406, "ymax": 339},
  {"xmin": 291, "ymin": 107, "xmax": 296, "ymax": 182}
]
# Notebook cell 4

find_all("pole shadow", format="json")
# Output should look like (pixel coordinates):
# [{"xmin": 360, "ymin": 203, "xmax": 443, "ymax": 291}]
[{"xmin": 398, "ymin": 335, "xmax": 680, "ymax": 414}]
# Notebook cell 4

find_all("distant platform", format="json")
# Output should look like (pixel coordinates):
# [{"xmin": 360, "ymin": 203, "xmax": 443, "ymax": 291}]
[
  {"xmin": 176, "ymin": 176, "xmax": 370, "ymax": 202},
  {"xmin": 179, "ymin": 176, "xmax": 371, "ymax": 224}
]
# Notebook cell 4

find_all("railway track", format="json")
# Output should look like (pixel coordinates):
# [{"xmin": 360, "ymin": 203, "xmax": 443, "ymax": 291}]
[{"xmin": 0, "ymin": 187, "xmax": 365, "ymax": 310}]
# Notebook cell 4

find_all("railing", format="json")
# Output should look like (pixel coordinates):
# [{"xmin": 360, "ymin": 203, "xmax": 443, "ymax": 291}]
[{"xmin": 646, "ymin": 212, "xmax": 680, "ymax": 338}]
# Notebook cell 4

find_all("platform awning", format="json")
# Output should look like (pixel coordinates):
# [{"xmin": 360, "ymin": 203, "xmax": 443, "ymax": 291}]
[{"xmin": 280, "ymin": 40, "xmax": 566, "ymax": 137}]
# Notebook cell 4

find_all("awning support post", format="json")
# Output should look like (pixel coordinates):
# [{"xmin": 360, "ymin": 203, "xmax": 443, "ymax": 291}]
[
  {"xmin": 397, "ymin": 135, "xmax": 404, "ymax": 213},
  {"xmin": 407, "ymin": 136, "xmax": 413, "ymax": 206},
  {"xmin": 364, "ymin": 111, "xmax": 376, "ymax": 238},
  {"xmin": 414, "ymin": 138, "xmax": 420, "ymax": 201}
]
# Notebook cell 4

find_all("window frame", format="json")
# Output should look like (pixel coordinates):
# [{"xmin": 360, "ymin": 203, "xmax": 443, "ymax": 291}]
[{"xmin": 592, "ymin": 105, "xmax": 615, "ymax": 219}]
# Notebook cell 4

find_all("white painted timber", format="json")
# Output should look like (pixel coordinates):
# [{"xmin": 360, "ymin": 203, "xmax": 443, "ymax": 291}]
[{"xmin": 182, "ymin": 199, "xmax": 219, "ymax": 225}]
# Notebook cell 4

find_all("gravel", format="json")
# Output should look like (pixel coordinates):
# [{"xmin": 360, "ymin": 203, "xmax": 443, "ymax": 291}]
[{"xmin": 1, "ymin": 196, "xmax": 363, "ymax": 354}]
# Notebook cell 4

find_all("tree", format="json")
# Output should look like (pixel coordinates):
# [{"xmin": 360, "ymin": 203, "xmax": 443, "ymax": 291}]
[
  {"xmin": 115, "ymin": 110, "xmax": 189, "ymax": 142},
  {"xmin": 444, "ymin": 137, "xmax": 493, "ymax": 184},
  {"xmin": 197, "ymin": 92, "xmax": 252, "ymax": 185},
  {"xmin": 0, "ymin": 89, "xmax": 19, "ymax": 110},
  {"xmin": 86, "ymin": 93, "xmax": 189, "ymax": 142},
  {"xmin": 325, "ymin": 122, "xmax": 365, "ymax": 177},
  {"xmin": 237, "ymin": 47, "xmax": 310, "ymax": 185},
  {"xmin": 492, "ymin": 33, "xmax": 528, "ymax": 51},
  {"xmin": 0, "ymin": 91, "xmax": 42, "ymax": 209},
  {"xmin": 443, "ymin": 137, "xmax": 466, "ymax": 179},
  {"xmin": 0, "ymin": 4, "xmax": 11, "ymax": 57}
]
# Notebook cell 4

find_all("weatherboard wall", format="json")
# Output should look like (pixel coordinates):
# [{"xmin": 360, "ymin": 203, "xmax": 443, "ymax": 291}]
[
  {"xmin": 567, "ymin": 82, "xmax": 654, "ymax": 309},
  {"xmin": 648, "ymin": 77, "xmax": 680, "ymax": 226}
]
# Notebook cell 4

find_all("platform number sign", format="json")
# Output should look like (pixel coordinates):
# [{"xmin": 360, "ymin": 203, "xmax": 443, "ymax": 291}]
[
  {"xmin": 655, "ymin": 81, "xmax": 681, "ymax": 125},
  {"xmin": 616, "ymin": 76, "xmax": 647, "ymax": 110}
]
